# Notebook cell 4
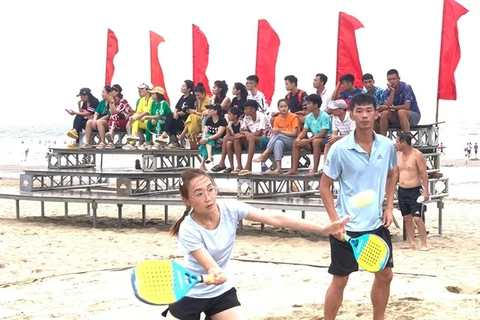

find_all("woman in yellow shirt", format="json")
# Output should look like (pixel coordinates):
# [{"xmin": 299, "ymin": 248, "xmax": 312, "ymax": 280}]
[
  {"xmin": 253, "ymin": 99, "xmax": 300, "ymax": 173},
  {"xmin": 177, "ymin": 83, "xmax": 211, "ymax": 148}
]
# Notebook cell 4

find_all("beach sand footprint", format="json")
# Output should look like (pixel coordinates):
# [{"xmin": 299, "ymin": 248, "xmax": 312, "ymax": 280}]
[{"xmin": 446, "ymin": 284, "xmax": 480, "ymax": 294}]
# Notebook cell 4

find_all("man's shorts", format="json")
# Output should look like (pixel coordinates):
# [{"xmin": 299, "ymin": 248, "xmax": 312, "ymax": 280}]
[
  {"xmin": 255, "ymin": 136, "xmax": 269, "ymax": 151},
  {"xmin": 391, "ymin": 110, "xmax": 420, "ymax": 127},
  {"xmin": 328, "ymin": 226, "xmax": 394, "ymax": 276},
  {"xmin": 162, "ymin": 287, "xmax": 241, "ymax": 320},
  {"xmin": 398, "ymin": 186, "xmax": 423, "ymax": 217},
  {"xmin": 307, "ymin": 136, "xmax": 330, "ymax": 150}
]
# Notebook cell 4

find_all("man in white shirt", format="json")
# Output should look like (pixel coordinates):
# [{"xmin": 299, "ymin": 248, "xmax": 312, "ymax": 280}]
[
  {"xmin": 322, "ymin": 99, "xmax": 355, "ymax": 169},
  {"xmin": 246, "ymin": 75, "xmax": 269, "ymax": 116},
  {"xmin": 233, "ymin": 99, "xmax": 271, "ymax": 176},
  {"xmin": 313, "ymin": 73, "xmax": 331, "ymax": 112}
]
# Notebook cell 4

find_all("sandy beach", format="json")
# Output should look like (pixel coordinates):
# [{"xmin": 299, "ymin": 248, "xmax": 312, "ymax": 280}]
[{"xmin": 1, "ymin": 162, "xmax": 480, "ymax": 320}]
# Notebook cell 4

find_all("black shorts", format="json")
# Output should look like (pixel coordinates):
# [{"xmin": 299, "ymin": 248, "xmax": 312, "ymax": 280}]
[
  {"xmin": 307, "ymin": 136, "xmax": 330, "ymax": 150},
  {"xmin": 398, "ymin": 186, "xmax": 423, "ymax": 217},
  {"xmin": 328, "ymin": 226, "xmax": 394, "ymax": 276},
  {"xmin": 162, "ymin": 287, "xmax": 241, "ymax": 320}
]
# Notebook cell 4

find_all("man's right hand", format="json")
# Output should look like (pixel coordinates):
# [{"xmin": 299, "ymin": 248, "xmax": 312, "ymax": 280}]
[{"xmin": 387, "ymin": 83, "xmax": 395, "ymax": 92}]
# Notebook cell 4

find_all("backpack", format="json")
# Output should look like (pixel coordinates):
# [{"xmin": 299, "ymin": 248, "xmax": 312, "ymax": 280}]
[{"xmin": 286, "ymin": 90, "xmax": 306, "ymax": 106}]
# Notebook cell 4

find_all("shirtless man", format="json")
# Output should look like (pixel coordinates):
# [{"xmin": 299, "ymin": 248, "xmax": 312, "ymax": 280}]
[{"xmin": 395, "ymin": 132, "xmax": 430, "ymax": 250}]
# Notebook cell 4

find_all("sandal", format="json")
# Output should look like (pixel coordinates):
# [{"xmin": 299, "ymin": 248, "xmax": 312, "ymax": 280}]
[
  {"xmin": 231, "ymin": 168, "xmax": 241, "ymax": 174},
  {"xmin": 67, "ymin": 130, "xmax": 78, "ymax": 140},
  {"xmin": 264, "ymin": 169, "xmax": 280, "ymax": 175},
  {"xmin": 223, "ymin": 168, "xmax": 233, "ymax": 174},
  {"xmin": 211, "ymin": 165, "xmax": 227, "ymax": 172},
  {"xmin": 238, "ymin": 169, "xmax": 252, "ymax": 176}
]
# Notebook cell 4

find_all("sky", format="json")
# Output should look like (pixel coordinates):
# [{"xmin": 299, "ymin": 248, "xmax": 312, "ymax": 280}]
[{"xmin": 0, "ymin": 0, "xmax": 478, "ymax": 127}]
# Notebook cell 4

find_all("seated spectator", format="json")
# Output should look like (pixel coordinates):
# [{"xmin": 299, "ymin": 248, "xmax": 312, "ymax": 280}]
[
  {"xmin": 322, "ymin": 100, "xmax": 356, "ymax": 168},
  {"xmin": 379, "ymin": 69, "xmax": 421, "ymax": 135},
  {"xmin": 230, "ymin": 83, "xmax": 248, "ymax": 114},
  {"xmin": 164, "ymin": 80, "xmax": 196, "ymax": 149},
  {"xmin": 123, "ymin": 82, "xmax": 153, "ymax": 150},
  {"xmin": 246, "ymin": 75, "xmax": 269, "ymax": 116},
  {"xmin": 210, "ymin": 80, "xmax": 231, "ymax": 113},
  {"xmin": 80, "ymin": 86, "xmax": 113, "ymax": 149},
  {"xmin": 105, "ymin": 84, "xmax": 132, "ymax": 149},
  {"xmin": 177, "ymin": 83, "xmax": 211, "ymax": 148},
  {"xmin": 233, "ymin": 100, "xmax": 271, "ymax": 175},
  {"xmin": 285, "ymin": 94, "xmax": 332, "ymax": 176},
  {"xmin": 280, "ymin": 75, "xmax": 308, "ymax": 123},
  {"xmin": 331, "ymin": 73, "xmax": 365, "ymax": 108},
  {"xmin": 198, "ymin": 104, "xmax": 227, "ymax": 170},
  {"xmin": 65, "ymin": 88, "xmax": 99, "ymax": 149},
  {"xmin": 362, "ymin": 73, "xmax": 385, "ymax": 105},
  {"xmin": 253, "ymin": 99, "xmax": 300, "ymax": 174},
  {"xmin": 210, "ymin": 107, "xmax": 243, "ymax": 173},
  {"xmin": 313, "ymin": 73, "xmax": 331, "ymax": 112},
  {"xmin": 137, "ymin": 86, "xmax": 172, "ymax": 150}
]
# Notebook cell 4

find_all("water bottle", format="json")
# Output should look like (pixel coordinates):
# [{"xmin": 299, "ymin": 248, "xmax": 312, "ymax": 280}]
[{"xmin": 261, "ymin": 161, "xmax": 268, "ymax": 173}]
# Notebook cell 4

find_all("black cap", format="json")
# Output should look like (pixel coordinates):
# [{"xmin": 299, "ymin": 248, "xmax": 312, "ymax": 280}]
[
  {"xmin": 76, "ymin": 87, "xmax": 91, "ymax": 97},
  {"xmin": 206, "ymin": 104, "xmax": 222, "ymax": 113}
]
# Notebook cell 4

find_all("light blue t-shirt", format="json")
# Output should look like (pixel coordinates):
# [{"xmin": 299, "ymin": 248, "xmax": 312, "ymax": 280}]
[
  {"xmin": 177, "ymin": 199, "xmax": 250, "ymax": 298},
  {"xmin": 323, "ymin": 131, "xmax": 397, "ymax": 232},
  {"xmin": 304, "ymin": 110, "xmax": 332, "ymax": 136}
]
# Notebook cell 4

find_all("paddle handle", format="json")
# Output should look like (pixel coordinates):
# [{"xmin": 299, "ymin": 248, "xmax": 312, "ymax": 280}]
[
  {"xmin": 201, "ymin": 274, "xmax": 216, "ymax": 285},
  {"xmin": 343, "ymin": 234, "xmax": 351, "ymax": 242}
]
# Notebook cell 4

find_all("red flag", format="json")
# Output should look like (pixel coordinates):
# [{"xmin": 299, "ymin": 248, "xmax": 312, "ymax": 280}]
[
  {"xmin": 150, "ymin": 31, "xmax": 170, "ymax": 104},
  {"xmin": 192, "ymin": 24, "xmax": 212, "ymax": 96},
  {"xmin": 336, "ymin": 12, "xmax": 363, "ymax": 89},
  {"xmin": 437, "ymin": 0, "xmax": 468, "ymax": 100},
  {"xmin": 105, "ymin": 29, "xmax": 118, "ymax": 86},
  {"xmin": 255, "ymin": 19, "xmax": 280, "ymax": 105}
]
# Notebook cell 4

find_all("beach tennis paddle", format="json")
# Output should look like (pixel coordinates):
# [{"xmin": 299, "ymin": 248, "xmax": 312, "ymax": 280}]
[
  {"xmin": 131, "ymin": 260, "xmax": 215, "ymax": 305},
  {"xmin": 344, "ymin": 233, "xmax": 390, "ymax": 273}
]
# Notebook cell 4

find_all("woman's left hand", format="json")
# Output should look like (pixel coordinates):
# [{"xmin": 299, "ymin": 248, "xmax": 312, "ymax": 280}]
[{"xmin": 320, "ymin": 216, "xmax": 350, "ymax": 236}]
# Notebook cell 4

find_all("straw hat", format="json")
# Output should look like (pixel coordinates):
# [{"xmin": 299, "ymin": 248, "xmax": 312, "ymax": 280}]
[{"xmin": 149, "ymin": 86, "xmax": 165, "ymax": 95}]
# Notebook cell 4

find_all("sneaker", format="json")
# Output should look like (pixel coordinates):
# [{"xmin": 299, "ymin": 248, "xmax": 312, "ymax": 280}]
[
  {"xmin": 105, "ymin": 132, "xmax": 113, "ymax": 143},
  {"xmin": 151, "ymin": 143, "xmax": 162, "ymax": 150},
  {"xmin": 66, "ymin": 130, "xmax": 78, "ymax": 140},
  {"xmin": 155, "ymin": 136, "xmax": 169, "ymax": 144},
  {"xmin": 105, "ymin": 142, "xmax": 115, "ymax": 149},
  {"xmin": 96, "ymin": 142, "xmax": 106, "ymax": 149},
  {"xmin": 126, "ymin": 134, "xmax": 141, "ymax": 142},
  {"xmin": 165, "ymin": 143, "xmax": 179, "ymax": 150},
  {"xmin": 122, "ymin": 144, "xmax": 137, "ymax": 150},
  {"xmin": 80, "ymin": 144, "xmax": 93, "ymax": 149},
  {"xmin": 138, "ymin": 142, "xmax": 152, "ymax": 151}
]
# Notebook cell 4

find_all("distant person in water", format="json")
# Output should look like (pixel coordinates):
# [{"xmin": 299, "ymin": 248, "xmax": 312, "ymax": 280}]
[
  {"xmin": 24, "ymin": 148, "xmax": 29, "ymax": 161},
  {"xmin": 135, "ymin": 159, "xmax": 141, "ymax": 170},
  {"xmin": 438, "ymin": 142, "xmax": 446, "ymax": 155},
  {"xmin": 474, "ymin": 143, "xmax": 478, "ymax": 159}
]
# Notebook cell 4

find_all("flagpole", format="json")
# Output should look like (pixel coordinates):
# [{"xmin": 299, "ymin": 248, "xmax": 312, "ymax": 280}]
[{"xmin": 435, "ymin": 98, "xmax": 440, "ymax": 124}]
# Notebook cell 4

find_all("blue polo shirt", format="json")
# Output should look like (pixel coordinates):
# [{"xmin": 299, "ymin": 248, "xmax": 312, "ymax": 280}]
[{"xmin": 323, "ymin": 131, "xmax": 397, "ymax": 232}]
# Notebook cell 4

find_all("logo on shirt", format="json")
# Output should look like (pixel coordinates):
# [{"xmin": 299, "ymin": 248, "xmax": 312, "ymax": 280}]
[
  {"xmin": 377, "ymin": 154, "xmax": 383, "ymax": 160},
  {"xmin": 326, "ymin": 159, "xmax": 330, "ymax": 167}
]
